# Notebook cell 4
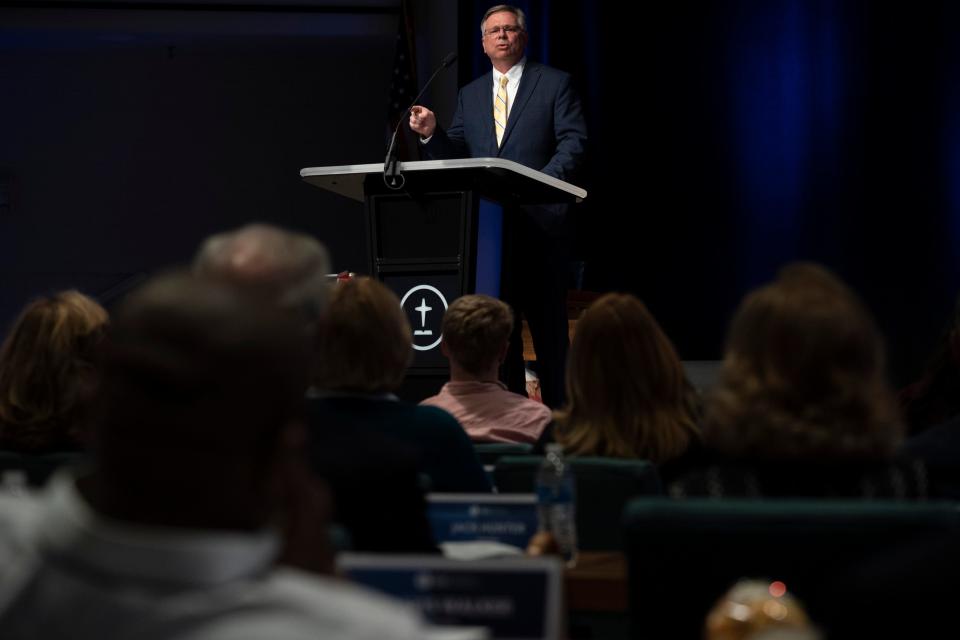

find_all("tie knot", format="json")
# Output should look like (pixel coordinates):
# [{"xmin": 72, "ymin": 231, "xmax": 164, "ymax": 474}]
[{"xmin": 499, "ymin": 75, "xmax": 509, "ymax": 88}]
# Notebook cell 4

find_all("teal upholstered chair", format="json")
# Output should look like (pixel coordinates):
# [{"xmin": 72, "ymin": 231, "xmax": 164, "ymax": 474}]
[
  {"xmin": 622, "ymin": 498, "xmax": 960, "ymax": 639},
  {"xmin": 473, "ymin": 442, "xmax": 534, "ymax": 466},
  {"xmin": 494, "ymin": 455, "xmax": 662, "ymax": 550}
]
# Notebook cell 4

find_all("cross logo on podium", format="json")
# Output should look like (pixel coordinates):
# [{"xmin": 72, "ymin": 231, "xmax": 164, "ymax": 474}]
[{"xmin": 400, "ymin": 284, "xmax": 449, "ymax": 351}]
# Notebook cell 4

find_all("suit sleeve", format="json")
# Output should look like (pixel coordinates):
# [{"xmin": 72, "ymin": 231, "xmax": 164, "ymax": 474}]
[
  {"xmin": 540, "ymin": 74, "xmax": 587, "ymax": 183},
  {"xmin": 423, "ymin": 89, "xmax": 469, "ymax": 160}
]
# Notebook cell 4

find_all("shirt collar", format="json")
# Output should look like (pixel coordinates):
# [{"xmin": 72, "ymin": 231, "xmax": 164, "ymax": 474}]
[
  {"xmin": 493, "ymin": 57, "xmax": 526, "ymax": 85},
  {"xmin": 445, "ymin": 380, "xmax": 509, "ymax": 393}
]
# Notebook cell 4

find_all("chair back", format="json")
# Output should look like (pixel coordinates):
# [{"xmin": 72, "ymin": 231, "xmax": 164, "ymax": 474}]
[
  {"xmin": 622, "ymin": 497, "xmax": 960, "ymax": 638},
  {"xmin": 473, "ymin": 442, "xmax": 534, "ymax": 466},
  {"xmin": 495, "ymin": 455, "xmax": 662, "ymax": 550}
]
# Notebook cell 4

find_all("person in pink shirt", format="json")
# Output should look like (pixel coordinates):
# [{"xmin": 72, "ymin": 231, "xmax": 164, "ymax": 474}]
[{"xmin": 421, "ymin": 295, "xmax": 552, "ymax": 444}]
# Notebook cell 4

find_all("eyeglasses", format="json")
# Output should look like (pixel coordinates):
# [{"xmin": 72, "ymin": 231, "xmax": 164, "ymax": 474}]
[{"xmin": 483, "ymin": 25, "xmax": 523, "ymax": 37}]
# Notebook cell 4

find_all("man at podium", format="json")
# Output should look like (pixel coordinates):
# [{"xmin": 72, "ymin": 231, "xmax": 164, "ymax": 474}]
[{"xmin": 409, "ymin": 4, "xmax": 587, "ymax": 408}]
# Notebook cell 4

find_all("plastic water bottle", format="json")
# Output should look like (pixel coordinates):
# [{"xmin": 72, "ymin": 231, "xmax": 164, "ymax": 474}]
[{"xmin": 535, "ymin": 443, "xmax": 578, "ymax": 566}]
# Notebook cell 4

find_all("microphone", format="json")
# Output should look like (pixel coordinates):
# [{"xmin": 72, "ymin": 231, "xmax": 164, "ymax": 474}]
[{"xmin": 384, "ymin": 51, "xmax": 457, "ymax": 189}]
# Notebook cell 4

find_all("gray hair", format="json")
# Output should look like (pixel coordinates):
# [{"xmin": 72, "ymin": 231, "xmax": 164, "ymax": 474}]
[
  {"xmin": 480, "ymin": 4, "xmax": 527, "ymax": 35},
  {"xmin": 193, "ymin": 223, "xmax": 331, "ymax": 323}
]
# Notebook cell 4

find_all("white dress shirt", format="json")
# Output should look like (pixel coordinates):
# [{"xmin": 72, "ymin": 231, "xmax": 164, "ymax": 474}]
[
  {"xmin": 0, "ymin": 474, "xmax": 426, "ymax": 640},
  {"xmin": 491, "ymin": 58, "xmax": 526, "ymax": 121}
]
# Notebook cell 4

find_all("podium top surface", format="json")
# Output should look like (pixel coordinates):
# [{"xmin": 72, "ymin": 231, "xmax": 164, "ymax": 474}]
[{"xmin": 300, "ymin": 157, "xmax": 587, "ymax": 204}]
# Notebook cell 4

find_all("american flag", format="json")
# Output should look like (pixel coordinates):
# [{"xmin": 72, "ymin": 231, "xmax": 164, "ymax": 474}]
[{"xmin": 387, "ymin": 0, "xmax": 420, "ymax": 161}]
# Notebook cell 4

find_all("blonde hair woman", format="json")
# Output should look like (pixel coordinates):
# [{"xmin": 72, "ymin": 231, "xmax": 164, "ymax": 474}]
[
  {"xmin": 704, "ymin": 263, "xmax": 902, "ymax": 461},
  {"xmin": 312, "ymin": 277, "xmax": 413, "ymax": 394},
  {"xmin": 553, "ymin": 293, "xmax": 701, "ymax": 466},
  {"xmin": 671, "ymin": 263, "xmax": 923, "ymax": 499},
  {"xmin": 0, "ymin": 291, "xmax": 108, "ymax": 452}
]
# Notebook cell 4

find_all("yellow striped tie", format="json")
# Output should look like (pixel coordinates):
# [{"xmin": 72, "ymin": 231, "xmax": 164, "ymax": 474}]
[{"xmin": 494, "ymin": 75, "xmax": 509, "ymax": 147}]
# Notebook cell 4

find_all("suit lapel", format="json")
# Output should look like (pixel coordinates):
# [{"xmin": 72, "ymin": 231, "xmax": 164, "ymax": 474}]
[
  {"xmin": 498, "ymin": 62, "xmax": 541, "ymax": 154},
  {"xmin": 470, "ymin": 72, "xmax": 498, "ymax": 157}
]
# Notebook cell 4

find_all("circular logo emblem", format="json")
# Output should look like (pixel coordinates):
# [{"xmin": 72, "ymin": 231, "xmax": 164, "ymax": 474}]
[{"xmin": 400, "ymin": 284, "xmax": 449, "ymax": 351}]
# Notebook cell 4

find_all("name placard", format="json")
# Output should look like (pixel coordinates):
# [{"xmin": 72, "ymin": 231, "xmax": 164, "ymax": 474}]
[
  {"xmin": 337, "ymin": 553, "xmax": 563, "ymax": 640},
  {"xmin": 427, "ymin": 493, "xmax": 539, "ymax": 549}
]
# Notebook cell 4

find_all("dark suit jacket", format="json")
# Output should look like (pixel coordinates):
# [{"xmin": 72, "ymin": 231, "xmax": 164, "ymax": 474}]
[
  {"xmin": 302, "ymin": 405, "xmax": 437, "ymax": 553},
  {"xmin": 425, "ymin": 61, "xmax": 587, "ymax": 184},
  {"xmin": 305, "ymin": 395, "xmax": 491, "ymax": 494}
]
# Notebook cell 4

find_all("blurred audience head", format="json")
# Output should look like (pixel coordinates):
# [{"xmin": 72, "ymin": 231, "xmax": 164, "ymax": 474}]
[
  {"xmin": 555, "ymin": 292, "xmax": 701, "ymax": 463},
  {"xmin": 312, "ymin": 277, "xmax": 412, "ymax": 394},
  {"xmin": 0, "ymin": 290, "xmax": 108, "ymax": 452},
  {"xmin": 440, "ymin": 294, "xmax": 513, "ymax": 379},
  {"xmin": 193, "ymin": 223, "xmax": 331, "ymax": 325},
  {"xmin": 85, "ymin": 270, "xmax": 312, "ymax": 531},
  {"xmin": 705, "ymin": 579, "xmax": 821, "ymax": 640},
  {"xmin": 704, "ymin": 262, "xmax": 902, "ymax": 460}
]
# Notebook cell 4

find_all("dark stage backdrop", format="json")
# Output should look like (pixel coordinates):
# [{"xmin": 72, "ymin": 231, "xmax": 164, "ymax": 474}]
[
  {"xmin": 0, "ymin": 1, "xmax": 399, "ymax": 321},
  {"xmin": 456, "ymin": 0, "xmax": 960, "ymax": 384},
  {"xmin": 2, "ymin": 1, "xmax": 959, "ymax": 387}
]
